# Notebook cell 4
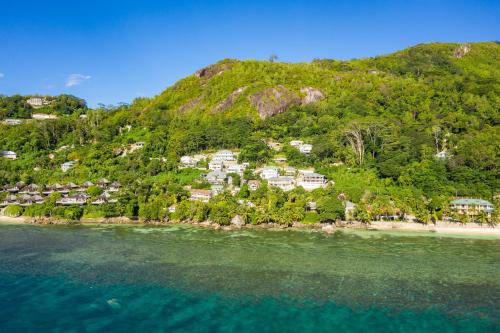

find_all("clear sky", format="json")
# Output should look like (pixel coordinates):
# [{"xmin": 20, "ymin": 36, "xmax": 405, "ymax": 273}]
[{"xmin": 0, "ymin": 0, "xmax": 498, "ymax": 107}]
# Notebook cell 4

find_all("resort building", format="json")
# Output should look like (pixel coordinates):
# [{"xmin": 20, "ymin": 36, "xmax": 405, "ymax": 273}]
[
  {"xmin": 297, "ymin": 171, "xmax": 327, "ymax": 190},
  {"xmin": 268, "ymin": 176, "xmax": 295, "ymax": 191},
  {"xmin": 190, "ymin": 189, "xmax": 213, "ymax": 203},
  {"xmin": 450, "ymin": 198, "xmax": 494, "ymax": 217},
  {"xmin": 97, "ymin": 178, "xmax": 110, "ymax": 188},
  {"xmin": 61, "ymin": 161, "xmax": 76, "ymax": 172},
  {"xmin": 108, "ymin": 182, "xmax": 121, "ymax": 192},
  {"xmin": 0, "ymin": 195, "xmax": 20, "ymax": 207},
  {"xmin": 91, "ymin": 192, "xmax": 117, "ymax": 205},
  {"xmin": 56, "ymin": 193, "xmax": 89, "ymax": 205},
  {"xmin": 1, "ymin": 151, "xmax": 17, "ymax": 160},
  {"xmin": 260, "ymin": 166, "xmax": 279, "ymax": 180},
  {"xmin": 284, "ymin": 166, "xmax": 296, "ymax": 176}
]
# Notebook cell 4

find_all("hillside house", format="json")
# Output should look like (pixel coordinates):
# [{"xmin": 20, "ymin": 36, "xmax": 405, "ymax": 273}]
[
  {"xmin": 97, "ymin": 178, "xmax": 110, "ymax": 188},
  {"xmin": 208, "ymin": 160, "xmax": 223, "ymax": 171},
  {"xmin": 180, "ymin": 156, "xmax": 198, "ymax": 168},
  {"xmin": 0, "ymin": 195, "xmax": 20, "ymax": 206},
  {"xmin": 3, "ymin": 119, "xmax": 23, "ymax": 125},
  {"xmin": 190, "ymin": 189, "xmax": 213, "ymax": 203},
  {"xmin": 247, "ymin": 180, "xmax": 261, "ymax": 191},
  {"xmin": 299, "ymin": 144, "xmax": 313, "ymax": 154},
  {"xmin": 91, "ymin": 192, "xmax": 117, "ymax": 205},
  {"xmin": 268, "ymin": 176, "xmax": 295, "ymax": 191},
  {"xmin": 226, "ymin": 163, "xmax": 245, "ymax": 176},
  {"xmin": 206, "ymin": 171, "xmax": 227, "ymax": 185},
  {"xmin": 435, "ymin": 151, "xmax": 449, "ymax": 159},
  {"xmin": 289, "ymin": 140, "xmax": 303, "ymax": 148},
  {"xmin": 260, "ymin": 166, "xmax": 279, "ymax": 180},
  {"xmin": 450, "ymin": 198, "xmax": 494, "ymax": 217},
  {"xmin": 284, "ymin": 166, "xmax": 296, "ymax": 176},
  {"xmin": 27, "ymin": 97, "xmax": 49, "ymax": 108},
  {"xmin": 108, "ymin": 182, "xmax": 121, "ymax": 192},
  {"xmin": 32, "ymin": 113, "xmax": 58, "ymax": 120},
  {"xmin": 1, "ymin": 151, "xmax": 17, "ymax": 160},
  {"xmin": 212, "ymin": 150, "xmax": 235, "ymax": 162},
  {"xmin": 61, "ymin": 161, "xmax": 76, "ymax": 172},
  {"xmin": 297, "ymin": 172, "xmax": 327, "ymax": 190}
]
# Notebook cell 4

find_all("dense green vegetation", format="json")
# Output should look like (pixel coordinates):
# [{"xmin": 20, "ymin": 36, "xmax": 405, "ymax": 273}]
[
  {"xmin": 0, "ymin": 42, "xmax": 498, "ymax": 224},
  {"xmin": 0, "ymin": 94, "xmax": 87, "ymax": 119}
]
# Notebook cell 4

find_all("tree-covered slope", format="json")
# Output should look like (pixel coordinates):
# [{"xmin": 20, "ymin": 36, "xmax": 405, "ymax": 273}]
[{"xmin": 0, "ymin": 42, "xmax": 498, "ymax": 222}]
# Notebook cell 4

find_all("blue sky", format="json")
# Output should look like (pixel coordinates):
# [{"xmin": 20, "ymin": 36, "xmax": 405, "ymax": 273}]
[{"xmin": 0, "ymin": 0, "xmax": 498, "ymax": 107}]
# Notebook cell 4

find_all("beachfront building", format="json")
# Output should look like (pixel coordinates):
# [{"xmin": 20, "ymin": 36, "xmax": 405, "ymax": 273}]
[
  {"xmin": 91, "ymin": 192, "xmax": 117, "ymax": 205},
  {"xmin": 61, "ymin": 161, "xmax": 76, "ymax": 172},
  {"xmin": 268, "ymin": 176, "xmax": 295, "ymax": 191},
  {"xmin": 1, "ymin": 151, "xmax": 17, "ymax": 160},
  {"xmin": 260, "ymin": 166, "xmax": 279, "ymax": 180},
  {"xmin": 211, "ymin": 150, "xmax": 235, "ymax": 162},
  {"xmin": 56, "ymin": 193, "xmax": 89, "ymax": 205},
  {"xmin": 297, "ymin": 171, "xmax": 327, "ymax": 190},
  {"xmin": 450, "ymin": 198, "xmax": 494, "ymax": 217},
  {"xmin": 0, "ymin": 195, "xmax": 20, "ymax": 207},
  {"xmin": 190, "ymin": 189, "xmax": 213, "ymax": 203}
]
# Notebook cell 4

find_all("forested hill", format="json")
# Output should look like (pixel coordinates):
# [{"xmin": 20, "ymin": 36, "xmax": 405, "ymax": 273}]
[{"xmin": 0, "ymin": 42, "xmax": 499, "ymax": 222}]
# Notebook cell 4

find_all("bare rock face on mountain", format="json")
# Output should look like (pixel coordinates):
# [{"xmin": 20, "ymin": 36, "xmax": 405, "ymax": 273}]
[
  {"xmin": 212, "ymin": 87, "xmax": 246, "ymax": 113},
  {"xmin": 453, "ymin": 43, "xmax": 471, "ymax": 58},
  {"xmin": 177, "ymin": 96, "xmax": 203, "ymax": 113},
  {"xmin": 195, "ymin": 60, "xmax": 237, "ymax": 79},
  {"xmin": 300, "ymin": 87, "xmax": 324, "ymax": 105},
  {"xmin": 249, "ymin": 85, "xmax": 300, "ymax": 119}
]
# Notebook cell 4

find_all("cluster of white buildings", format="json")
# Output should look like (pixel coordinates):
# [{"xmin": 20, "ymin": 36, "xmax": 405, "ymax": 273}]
[{"xmin": 259, "ymin": 167, "xmax": 328, "ymax": 191}]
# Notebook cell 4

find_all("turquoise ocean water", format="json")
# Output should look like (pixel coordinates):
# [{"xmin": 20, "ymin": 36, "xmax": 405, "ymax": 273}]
[{"xmin": 0, "ymin": 223, "xmax": 498, "ymax": 332}]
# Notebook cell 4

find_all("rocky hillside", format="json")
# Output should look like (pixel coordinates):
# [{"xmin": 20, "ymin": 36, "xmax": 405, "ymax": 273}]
[{"xmin": 144, "ymin": 42, "xmax": 499, "ymax": 120}]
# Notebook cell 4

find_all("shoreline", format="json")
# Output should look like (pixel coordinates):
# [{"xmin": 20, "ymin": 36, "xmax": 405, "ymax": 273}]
[{"xmin": 1, "ymin": 215, "xmax": 499, "ymax": 237}]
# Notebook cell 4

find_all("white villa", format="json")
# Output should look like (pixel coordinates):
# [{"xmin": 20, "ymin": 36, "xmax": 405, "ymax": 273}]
[
  {"xmin": 260, "ymin": 166, "xmax": 279, "ymax": 180},
  {"xmin": 299, "ymin": 144, "xmax": 313, "ymax": 154},
  {"xmin": 180, "ymin": 156, "xmax": 198, "ymax": 168},
  {"xmin": 61, "ymin": 161, "xmax": 77, "ymax": 172},
  {"xmin": 268, "ymin": 176, "xmax": 295, "ymax": 191},
  {"xmin": 32, "ymin": 113, "xmax": 58, "ymax": 120},
  {"xmin": 208, "ymin": 160, "xmax": 224, "ymax": 171},
  {"xmin": 1, "ymin": 151, "xmax": 17, "ymax": 160},
  {"xmin": 205, "ymin": 170, "xmax": 228, "ymax": 185},
  {"xmin": 226, "ymin": 163, "xmax": 245, "ymax": 176},
  {"xmin": 27, "ymin": 97, "xmax": 49, "ymax": 108},
  {"xmin": 297, "ymin": 171, "xmax": 327, "ymax": 190},
  {"xmin": 247, "ymin": 180, "xmax": 261, "ymax": 191},
  {"xmin": 289, "ymin": 140, "xmax": 304, "ymax": 148},
  {"xmin": 435, "ymin": 150, "xmax": 449, "ymax": 159},
  {"xmin": 190, "ymin": 189, "xmax": 213, "ymax": 203},
  {"xmin": 3, "ymin": 119, "xmax": 23, "ymax": 125}
]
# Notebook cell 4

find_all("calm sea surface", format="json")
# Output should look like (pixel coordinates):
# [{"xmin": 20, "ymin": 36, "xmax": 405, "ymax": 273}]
[{"xmin": 0, "ymin": 222, "xmax": 498, "ymax": 332}]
